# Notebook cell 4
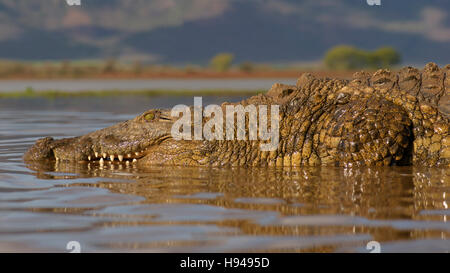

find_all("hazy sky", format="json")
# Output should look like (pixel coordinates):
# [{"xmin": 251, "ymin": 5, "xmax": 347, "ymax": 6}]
[{"xmin": 0, "ymin": 0, "xmax": 448, "ymax": 63}]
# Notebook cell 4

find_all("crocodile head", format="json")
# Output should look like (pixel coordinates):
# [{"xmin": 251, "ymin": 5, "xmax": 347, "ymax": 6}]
[{"xmin": 24, "ymin": 109, "xmax": 176, "ymax": 164}]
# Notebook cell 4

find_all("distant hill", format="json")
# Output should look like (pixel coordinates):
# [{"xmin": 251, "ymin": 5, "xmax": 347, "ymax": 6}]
[{"xmin": 0, "ymin": 0, "xmax": 448, "ymax": 65}]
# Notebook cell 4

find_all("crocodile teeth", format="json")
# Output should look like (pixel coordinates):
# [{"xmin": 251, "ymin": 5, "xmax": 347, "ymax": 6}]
[
  {"xmin": 127, "ymin": 153, "xmax": 132, "ymax": 157},
  {"xmin": 133, "ymin": 159, "xmax": 137, "ymax": 163},
  {"xmin": 125, "ymin": 161, "xmax": 130, "ymax": 165},
  {"xmin": 102, "ymin": 153, "xmax": 107, "ymax": 158},
  {"xmin": 95, "ymin": 152, "xmax": 99, "ymax": 157},
  {"xmin": 110, "ymin": 155, "xmax": 115, "ymax": 161},
  {"xmin": 118, "ymin": 155, "xmax": 124, "ymax": 162},
  {"xmin": 135, "ymin": 152, "xmax": 140, "ymax": 156},
  {"xmin": 88, "ymin": 156, "xmax": 91, "ymax": 161},
  {"xmin": 99, "ymin": 158, "xmax": 104, "ymax": 165}
]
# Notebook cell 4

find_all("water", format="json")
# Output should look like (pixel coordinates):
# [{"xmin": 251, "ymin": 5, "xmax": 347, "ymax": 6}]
[
  {"xmin": 0, "ymin": 96, "xmax": 449, "ymax": 253},
  {"xmin": 0, "ymin": 78, "xmax": 298, "ymax": 92}
]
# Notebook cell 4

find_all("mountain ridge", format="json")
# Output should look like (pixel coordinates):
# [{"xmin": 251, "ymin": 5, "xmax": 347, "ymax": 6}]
[{"xmin": 0, "ymin": 0, "xmax": 448, "ymax": 64}]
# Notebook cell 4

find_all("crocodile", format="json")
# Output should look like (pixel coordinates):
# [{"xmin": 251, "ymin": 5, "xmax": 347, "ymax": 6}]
[{"xmin": 24, "ymin": 63, "xmax": 449, "ymax": 167}]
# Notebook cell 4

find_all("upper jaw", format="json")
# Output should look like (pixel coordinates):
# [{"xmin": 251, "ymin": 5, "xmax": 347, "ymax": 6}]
[
  {"xmin": 35, "ymin": 109, "xmax": 175, "ymax": 163},
  {"xmin": 51, "ymin": 134, "xmax": 172, "ymax": 163},
  {"xmin": 24, "ymin": 108, "xmax": 176, "ymax": 164},
  {"xmin": 25, "ymin": 123, "xmax": 173, "ymax": 164}
]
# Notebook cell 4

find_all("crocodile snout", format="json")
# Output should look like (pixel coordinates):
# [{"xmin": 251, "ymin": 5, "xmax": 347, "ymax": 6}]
[{"xmin": 24, "ymin": 137, "xmax": 56, "ymax": 162}]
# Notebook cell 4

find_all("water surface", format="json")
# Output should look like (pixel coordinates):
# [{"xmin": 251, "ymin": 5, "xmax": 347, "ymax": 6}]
[
  {"xmin": 0, "ymin": 78, "xmax": 297, "ymax": 92},
  {"xmin": 0, "ymin": 96, "xmax": 449, "ymax": 252}
]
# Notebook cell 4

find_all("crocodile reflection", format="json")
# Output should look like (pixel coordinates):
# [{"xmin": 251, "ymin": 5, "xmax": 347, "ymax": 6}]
[
  {"xmin": 25, "ymin": 161, "xmax": 450, "ymax": 251},
  {"xmin": 26, "ymin": 161, "xmax": 449, "ymax": 217}
]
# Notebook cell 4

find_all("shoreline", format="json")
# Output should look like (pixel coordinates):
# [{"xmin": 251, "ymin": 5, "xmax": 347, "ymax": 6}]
[
  {"xmin": 0, "ymin": 70, "xmax": 358, "ymax": 80},
  {"xmin": 0, "ymin": 70, "xmax": 365, "ymax": 98},
  {"xmin": 0, "ymin": 89, "xmax": 263, "ymax": 98},
  {"xmin": 0, "ymin": 78, "xmax": 299, "ymax": 94}
]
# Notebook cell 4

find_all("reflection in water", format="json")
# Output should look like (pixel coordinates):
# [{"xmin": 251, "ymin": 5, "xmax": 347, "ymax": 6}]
[
  {"xmin": 25, "ymin": 160, "xmax": 450, "ymax": 252},
  {"xmin": 1, "ymin": 97, "xmax": 449, "ymax": 252}
]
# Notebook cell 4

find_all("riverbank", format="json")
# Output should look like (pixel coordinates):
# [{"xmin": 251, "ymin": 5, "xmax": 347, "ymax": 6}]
[
  {"xmin": 0, "ymin": 88, "xmax": 263, "ymax": 98},
  {"xmin": 0, "ymin": 70, "xmax": 355, "ymax": 98},
  {"xmin": 0, "ymin": 78, "xmax": 298, "ymax": 95},
  {"xmin": 0, "ymin": 70, "xmax": 356, "ymax": 80}
]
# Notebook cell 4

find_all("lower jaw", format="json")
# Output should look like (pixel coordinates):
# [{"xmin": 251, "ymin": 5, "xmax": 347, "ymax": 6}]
[
  {"xmin": 83, "ymin": 157, "xmax": 140, "ymax": 166},
  {"xmin": 53, "ymin": 155, "xmax": 146, "ymax": 167},
  {"xmin": 54, "ymin": 147, "xmax": 151, "ymax": 164},
  {"xmin": 82, "ymin": 155, "xmax": 142, "ymax": 164},
  {"xmin": 64, "ymin": 138, "xmax": 173, "ymax": 164}
]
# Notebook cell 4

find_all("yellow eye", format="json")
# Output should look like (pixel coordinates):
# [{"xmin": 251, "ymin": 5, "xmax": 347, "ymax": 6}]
[{"xmin": 144, "ymin": 113, "xmax": 155, "ymax": 121}]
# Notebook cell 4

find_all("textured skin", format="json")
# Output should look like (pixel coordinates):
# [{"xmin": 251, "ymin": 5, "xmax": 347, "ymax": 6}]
[{"xmin": 24, "ymin": 63, "xmax": 450, "ymax": 167}]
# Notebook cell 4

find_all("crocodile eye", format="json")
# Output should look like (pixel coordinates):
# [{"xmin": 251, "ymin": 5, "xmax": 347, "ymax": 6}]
[{"xmin": 144, "ymin": 112, "xmax": 155, "ymax": 121}]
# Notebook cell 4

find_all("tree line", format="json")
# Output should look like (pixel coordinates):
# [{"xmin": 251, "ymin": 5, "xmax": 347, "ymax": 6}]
[{"xmin": 323, "ymin": 45, "xmax": 401, "ymax": 70}]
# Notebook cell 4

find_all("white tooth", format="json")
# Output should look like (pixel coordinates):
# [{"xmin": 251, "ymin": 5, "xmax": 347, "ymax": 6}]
[
  {"xmin": 133, "ymin": 159, "xmax": 137, "ymax": 163},
  {"xmin": 88, "ymin": 156, "xmax": 91, "ymax": 161},
  {"xmin": 102, "ymin": 153, "xmax": 107, "ymax": 158},
  {"xmin": 125, "ymin": 161, "xmax": 130, "ymax": 165},
  {"xmin": 135, "ymin": 152, "xmax": 140, "ymax": 156},
  {"xmin": 110, "ymin": 155, "xmax": 115, "ymax": 161},
  {"xmin": 95, "ymin": 152, "xmax": 99, "ymax": 157},
  {"xmin": 99, "ymin": 158, "xmax": 104, "ymax": 165},
  {"xmin": 118, "ymin": 155, "xmax": 124, "ymax": 162},
  {"xmin": 127, "ymin": 153, "xmax": 132, "ymax": 158}
]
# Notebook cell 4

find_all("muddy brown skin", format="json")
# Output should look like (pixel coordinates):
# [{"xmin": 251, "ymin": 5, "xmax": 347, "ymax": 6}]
[{"xmin": 24, "ymin": 63, "xmax": 449, "ymax": 167}]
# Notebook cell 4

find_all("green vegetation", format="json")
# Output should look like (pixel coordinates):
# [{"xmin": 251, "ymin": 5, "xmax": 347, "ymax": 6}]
[
  {"xmin": 102, "ymin": 58, "xmax": 117, "ymax": 73},
  {"xmin": 369, "ymin": 47, "xmax": 402, "ymax": 69},
  {"xmin": 210, "ymin": 53, "xmax": 235, "ymax": 72},
  {"xmin": 239, "ymin": 61, "xmax": 255, "ymax": 73},
  {"xmin": 324, "ymin": 45, "xmax": 401, "ymax": 70},
  {"xmin": 0, "ymin": 47, "xmax": 403, "ymax": 80}
]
